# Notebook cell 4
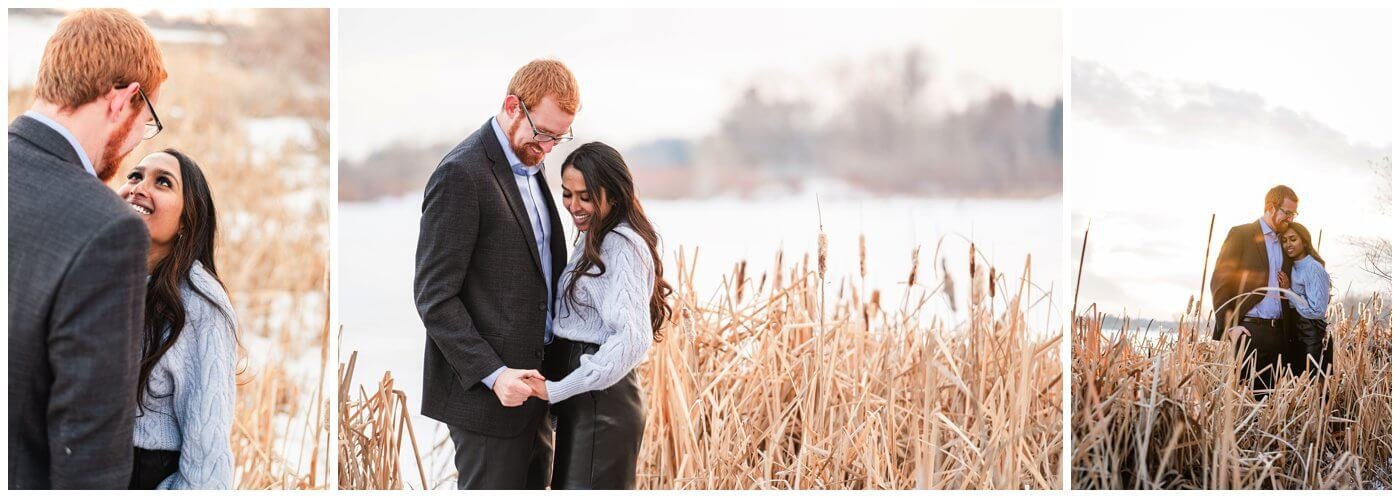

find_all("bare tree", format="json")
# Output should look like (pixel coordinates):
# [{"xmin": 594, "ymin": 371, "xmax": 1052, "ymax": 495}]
[{"xmin": 1348, "ymin": 156, "xmax": 1392, "ymax": 282}]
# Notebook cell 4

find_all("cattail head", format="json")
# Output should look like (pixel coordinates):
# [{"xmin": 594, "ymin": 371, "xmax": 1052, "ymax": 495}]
[
  {"xmin": 989, "ymin": 266, "xmax": 997, "ymax": 301},
  {"xmin": 908, "ymin": 245, "xmax": 921, "ymax": 287},
  {"xmin": 969, "ymin": 243, "xmax": 977, "ymax": 280},
  {"xmin": 735, "ymin": 260, "xmax": 747, "ymax": 303},
  {"xmin": 817, "ymin": 232, "xmax": 828, "ymax": 277}
]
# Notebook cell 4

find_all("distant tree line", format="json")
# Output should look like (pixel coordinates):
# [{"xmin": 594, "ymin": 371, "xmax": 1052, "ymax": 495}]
[{"xmin": 341, "ymin": 46, "xmax": 1062, "ymax": 202}]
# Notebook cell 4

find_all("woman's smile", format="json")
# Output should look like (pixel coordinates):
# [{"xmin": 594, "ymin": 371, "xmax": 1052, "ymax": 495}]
[
  {"xmin": 571, "ymin": 211, "xmax": 590, "ymax": 229},
  {"xmin": 126, "ymin": 194, "xmax": 154, "ymax": 216}
]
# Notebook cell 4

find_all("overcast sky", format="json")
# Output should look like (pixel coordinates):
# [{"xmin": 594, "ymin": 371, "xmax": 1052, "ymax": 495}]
[
  {"xmin": 1070, "ymin": 9, "xmax": 1392, "ymax": 320},
  {"xmin": 337, "ymin": 8, "xmax": 1062, "ymax": 162}
]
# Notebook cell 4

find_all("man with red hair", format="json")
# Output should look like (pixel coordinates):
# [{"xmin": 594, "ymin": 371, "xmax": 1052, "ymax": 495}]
[
  {"xmin": 1212, "ymin": 185, "xmax": 1300, "ymax": 394},
  {"xmin": 414, "ymin": 59, "xmax": 579, "ymax": 489},
  {"xmin": 8, "ymin": 8, "xmax": 168, "ymax": 489}
]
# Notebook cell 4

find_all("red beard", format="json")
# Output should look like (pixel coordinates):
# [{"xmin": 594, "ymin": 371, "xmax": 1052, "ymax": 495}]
[
  {"xmin": 98, "ymin": 111, "xmax": 141, "ymax": 183},
  {"xmin": 505, "ymin": 116, "xmax": 545, "ymax": 166}
]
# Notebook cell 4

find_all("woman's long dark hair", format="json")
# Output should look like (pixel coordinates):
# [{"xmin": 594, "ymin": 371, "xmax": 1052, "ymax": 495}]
[
  {"xmin": 137, "ymin": 149, "xmax": 234, "ymax": 412},
  {"xmin": 559, "ymin": 142, "xmax": 673, "ymax": 341},
  {"xmin": 1286, "ymin": 222, "xmax": 1326, "ymax": 267}
]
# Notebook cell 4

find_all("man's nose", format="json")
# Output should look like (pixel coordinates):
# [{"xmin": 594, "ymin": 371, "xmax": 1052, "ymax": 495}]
[{"xmin": 539, "ymin": 140, "xmax": 556, "ymax": 154}]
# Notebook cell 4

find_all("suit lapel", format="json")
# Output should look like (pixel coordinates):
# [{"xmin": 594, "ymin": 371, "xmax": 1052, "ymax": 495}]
[
  {"xmin": 9, "ymin": 115, "xmax": 87, "ymax": 173},
  {"xmin": 536, "ymin": 172, "xmax": 568, "ymax": 297},
  {"xmin": 481, "ymin": 119, "xmax": 546, "ymax": 282}
]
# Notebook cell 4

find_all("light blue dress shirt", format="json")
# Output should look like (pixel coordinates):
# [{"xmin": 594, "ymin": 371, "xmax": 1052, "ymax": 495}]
[
  {"xmin": 1246, "ymin": 218, "xmax": 1284, "ymax": 319},
  {"xmin": 1287, "ymin": 254, "xmax": 1330, "ymax": 320},
  {"xmin": 482, "ymin": 116, "xmax": 554, "ymax": 389},
  {"xmin": 24, "ymin": 110, "xmax": 97, "ymax": 178}
]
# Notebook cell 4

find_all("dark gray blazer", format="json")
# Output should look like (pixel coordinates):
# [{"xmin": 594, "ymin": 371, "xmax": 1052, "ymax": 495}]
[
  {"xmin": 8, "ymin": 115, "xmax": 149, "ymax": 489},
  {"xmin": 414, "ymin": 119, "xmax": 567, "ymax": 437}
]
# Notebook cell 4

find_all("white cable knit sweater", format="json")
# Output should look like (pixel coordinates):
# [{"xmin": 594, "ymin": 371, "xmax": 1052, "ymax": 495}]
[
  {"xmin": 545, "ymin": 223, "xmax": 655, "ymax": 404},
  {"xmin": 132, "ymin": 261, "xmax": 237, "ymax": 489}
]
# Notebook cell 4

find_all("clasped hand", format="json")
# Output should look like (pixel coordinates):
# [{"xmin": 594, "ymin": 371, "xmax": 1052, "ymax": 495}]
[{"xmin": 491, "ymin": 368, "xmax": 550, "ymax": 407}]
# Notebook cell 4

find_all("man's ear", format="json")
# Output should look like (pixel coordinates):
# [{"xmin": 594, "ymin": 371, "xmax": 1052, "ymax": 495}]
[
  {"xmin": 106, "ymin": 84, "xmax": 138, "ymax": 123},
  {"xmin": 502, "ymin": 94, "xmax": 519, "ymax": 116}
]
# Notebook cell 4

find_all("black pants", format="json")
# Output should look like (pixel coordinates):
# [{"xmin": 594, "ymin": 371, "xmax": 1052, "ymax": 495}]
[
  {"xmin": 1237, "ymin": 320, "xmax": 1290, "ymax": 395},
  {"xmin": 1291, "ymin": 316, "xmax": 1332, "ymax": 376},
  {"xmin": 129, "ymin": 447, "xmax": 179, "ymax": 489},
  {"xmin": 448, "ymin": 412, "xmax": 553, "ymax": 489},
  {"xmin": 545, "ymin": 338, "xmax": 646, "ymax": 490}
]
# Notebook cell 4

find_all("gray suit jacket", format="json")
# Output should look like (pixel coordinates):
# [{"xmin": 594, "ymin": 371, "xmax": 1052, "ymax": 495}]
[
  {"xmin": 8, "ymin": 115, "xmax": 149, "ymax": 489},
  {"xmin": 414, "ymin": 119, "xmax": 567, "ymax": 437}
]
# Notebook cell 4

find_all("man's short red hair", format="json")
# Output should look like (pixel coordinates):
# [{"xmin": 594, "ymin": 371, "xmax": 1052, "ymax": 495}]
[
  {"xmin": 507, "ymin": 59, "xmax": 579, "ymax": 115},
  {"xmin": 34, "ymin": 9, "xmax": 168, "ymax": 111}
]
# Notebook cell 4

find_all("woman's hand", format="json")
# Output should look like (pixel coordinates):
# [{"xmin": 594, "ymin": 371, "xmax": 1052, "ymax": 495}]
[
  {"xmin": 1277, "ymin": 271, "xmax": 1290, "ymax": 289},
  {"xmin": 1225, "ymin": 326, "xmax": 1251, "ymax": 341},
  {"xmin": 527, "ymin": 376, "xmax": 549, "ymax": 401}
]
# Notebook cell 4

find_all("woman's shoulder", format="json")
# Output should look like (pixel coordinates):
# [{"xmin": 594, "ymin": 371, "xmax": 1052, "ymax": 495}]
[
  {"xmin": 599, "ymin": 223, "xmax": 654, "ymax": 274},
  {"xmin": 602, "ymin": 223, "xmax": 646, "ymax": 254},
  {"xmin": 181, "ymin": 261, "xmax": 237, "ymax": 332},
  {"xmin": 1293, "ymin": 255, "xmax": 1329, "ymax": 280},
  {"xmin": 1294, "ymin": 255, "xmax": 1324, "ymax": 272}
]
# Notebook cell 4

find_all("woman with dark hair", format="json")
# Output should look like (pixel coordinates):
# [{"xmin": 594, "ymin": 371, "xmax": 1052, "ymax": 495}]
[
  {"xmin": 1280, "ymin": 222, "xmax": 1332, "ymax": 376},
  {"xmin": 528, "ymin": 141, "xmax": 672, "ymax": 489},
  {"xmin": 117, "ymin": 149, "xmax": 236, "ymax": 489}
]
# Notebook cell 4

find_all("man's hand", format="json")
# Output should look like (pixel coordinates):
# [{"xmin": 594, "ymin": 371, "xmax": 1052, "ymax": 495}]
[
  {"xmin": 526, "ymin": 376, "xmax": 549, "ymax": 401},
  {"xmin": 492, "ymin": 368, "xmax": 545, "ymax": 407},
  {"xmin": 1225, "ymin": 326, "xmax": 1251, "ymax": 342}
]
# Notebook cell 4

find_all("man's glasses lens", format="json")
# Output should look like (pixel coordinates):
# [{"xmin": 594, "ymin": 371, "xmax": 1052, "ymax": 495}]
[
  {"xmin": 516, "ymin": 96, "xmax": 572, "ymax": 143},
  {"xmin": 534, "ymin": 132, "xmax": 573, "ymax": 144}
]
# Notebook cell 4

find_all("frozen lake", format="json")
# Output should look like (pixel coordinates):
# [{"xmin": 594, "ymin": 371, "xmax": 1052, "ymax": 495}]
[{"xmin": 338, "ymin": 190, "xmax": 1062, "ymax": 486}]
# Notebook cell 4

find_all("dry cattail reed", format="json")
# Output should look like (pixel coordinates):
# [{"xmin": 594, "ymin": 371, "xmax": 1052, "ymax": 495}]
[
  {"xmin": 1072, "ymin": 218, "xmax": 1391, "ymax": 489},
  {"xmin": 340, "ymin": 236, "xmax": 1062, "ymax": 489}
]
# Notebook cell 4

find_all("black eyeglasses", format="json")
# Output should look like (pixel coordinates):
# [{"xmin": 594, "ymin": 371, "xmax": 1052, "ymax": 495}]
[
  {"xmin": 119, "ymin": 83, "xmax": 162, "ymax": 140},
  {"xmin": 513, "ymin": 95, "xmax": 573, "ymax": 144},
  {"xmin": 1274, "ymin": 203, "xmax": 1299, "ymax": 218}
]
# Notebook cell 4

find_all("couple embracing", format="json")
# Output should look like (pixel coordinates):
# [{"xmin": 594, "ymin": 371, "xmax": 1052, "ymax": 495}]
[
  {"xmin": 9, "ymin": 10, "xmax": 236, "ymax": 490},
  {"xmin": 413, "ymin": 59, "xmax": 672, "ymax": 490},
  {"xmin": 1211, "ymin": 185, "xmax": 1333, "ymax": 395}
]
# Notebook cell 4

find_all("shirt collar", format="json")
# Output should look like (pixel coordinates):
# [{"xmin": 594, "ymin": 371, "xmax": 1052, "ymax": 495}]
[
  {"xmin": 24, "ymin": 110, "xmax": 97, "ymax": 178},
  {"xmin": 490, "ymin": 115, "xmax": 542, "ymax": 177}
]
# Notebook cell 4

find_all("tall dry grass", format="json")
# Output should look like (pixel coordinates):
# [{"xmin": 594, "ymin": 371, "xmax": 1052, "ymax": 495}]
[
  {"xmin": 8, "ymin": 10, "xmax": 331, "ymax": 489},
  {"xmin": 1071, "ymin": 225, "xmax": 1393, "ymax": 489},
  {"xmin": 636, "ymin": 241, "xmax": 1061, "ymax": 489},
  {"xmin": 338, "ymin": 234, "xmax": 1062, "ymax": 489}
]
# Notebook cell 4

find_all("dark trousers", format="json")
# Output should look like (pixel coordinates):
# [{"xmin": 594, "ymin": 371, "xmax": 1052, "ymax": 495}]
[
  {"xmin": 128, "ymin": 447, "xmax": 179, "ymax": 489},
  {"xmin": 448, "ymin": 414, "xmax": 553, "ymax": 489},
  {"xmin": 1291, "ymin": 316, "xmax": 1332, "ymax": 377},
  {"xmin": 1237, "ymin": 320, "xmax": 1290, "ymax": 395},
  {"xmin": 545, "ymin": 338, "xmax": 646, "ymax": 490}
]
